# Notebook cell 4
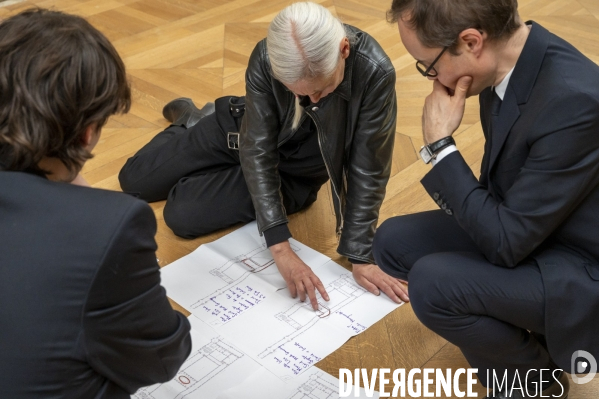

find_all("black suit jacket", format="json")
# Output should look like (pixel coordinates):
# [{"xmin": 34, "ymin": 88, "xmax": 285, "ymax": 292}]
[
  {"xmin": 0, "ymin": 172, "xmax": 191, "ymax": 398},
  {"xmin": 421, "ymin": 22, "xmax": 599, "ymax": 370}
]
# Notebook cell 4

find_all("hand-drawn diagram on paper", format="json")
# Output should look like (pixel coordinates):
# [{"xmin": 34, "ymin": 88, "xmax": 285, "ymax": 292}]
[
  {"xmin": 133, "ymin": 337, "xmax": 243, "ymax": 399},
  {"xmin": 187, "ymin": 243, "xmax": 300, "ymax": 324},
  {"xmin": 216, "ymin": 368, "xmax": 380, "ymax": 399},
  {"xmin": 286, "ymin": 371, "xmax": 343, "ymax": 399},
  {"xmin": 212, "ymin": 261, "xmax": 400, "ymax": 380},
  {"xmin": 160, "ymin": 223, "xmax": 402, "ymax": 382},
  {"xmin": 160, "ymin": 222, "xmax": 330, "ymax": 328},
  {"xmin": 132, "ymin": 318, "xmax": 263, "ymax": 399},
  {"xmin": 135, "ymin": 317, "xmax": 382, "ymax": 399},
  {"xmin": 210, "ymin": 242, "xmax": 299, "ymax": 282},
  {"xmin": 258, "ymin": 274, "xmax": 367, "ymax": 359}
]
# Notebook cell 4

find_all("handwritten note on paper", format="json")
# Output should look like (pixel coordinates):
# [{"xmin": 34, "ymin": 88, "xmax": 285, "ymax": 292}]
[
  {"xmin": 196, "ymin": 285, "xmax": 267, "ymax": 325},
  {"xmin": 160, "ymin": 227, "xmax": 403, "ymax": 383},
  {"xmin": 335, "ymin": 311, "xmax": 367, "ymax": 335},
  {"xmin": 272, "ymin": 341, "xmax": 322, "ymax": 378}
]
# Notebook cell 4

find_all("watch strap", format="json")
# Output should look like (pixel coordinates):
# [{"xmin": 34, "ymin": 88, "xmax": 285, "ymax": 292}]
[{"xmin": 428, "ymin": 136, "xmax": 456, "ymax": 154}]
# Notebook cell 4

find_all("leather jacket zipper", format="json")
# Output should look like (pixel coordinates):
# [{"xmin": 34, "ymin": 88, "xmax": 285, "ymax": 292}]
[{"xmin": 306, "ymin": 112, "xmax": 344, "ymax": 238}]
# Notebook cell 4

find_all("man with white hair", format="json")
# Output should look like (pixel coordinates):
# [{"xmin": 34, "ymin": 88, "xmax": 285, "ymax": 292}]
[{"xmin": 119, "ymin": 2, "xmax": 408, "ymax": 309}]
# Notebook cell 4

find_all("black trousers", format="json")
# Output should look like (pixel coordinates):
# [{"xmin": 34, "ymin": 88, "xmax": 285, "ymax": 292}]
[
  {"xmin": 373, "ymin": 210, "xmax": 553, "ymax": 387},
  {"xmin": 118, "ymin": 112, "xmax": 321, "ymax": 238}
]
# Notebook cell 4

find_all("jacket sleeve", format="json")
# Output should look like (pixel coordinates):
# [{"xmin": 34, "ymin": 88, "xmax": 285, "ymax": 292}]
[
  {"xmin": 421, "ymin": 92, "xmax": 599, "ymax": 267},
  {"xmin": 338, "ymin": 69, "xmax": 397, "ymax": 263},
  {"xmin": 83, "ymin": 199, "xmax": 192, "ymax": 393},
  {"xmin": 239, "ymin": 41, "xmax": 289, "ymax": 233}
]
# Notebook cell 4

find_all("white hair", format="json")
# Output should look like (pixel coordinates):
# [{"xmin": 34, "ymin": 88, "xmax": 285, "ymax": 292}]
[{"xmin": 267, "ymin": 2, "xmax": 348, "ymax": 129}]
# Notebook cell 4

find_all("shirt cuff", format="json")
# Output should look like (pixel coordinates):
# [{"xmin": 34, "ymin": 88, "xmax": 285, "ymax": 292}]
[
  {"xmin": 263, "ymin": 223, "xmax": 292, "ymax": 247},
  {"xmin": 431, "ymin": 145, "xmax": 458, "ymax": 166}
]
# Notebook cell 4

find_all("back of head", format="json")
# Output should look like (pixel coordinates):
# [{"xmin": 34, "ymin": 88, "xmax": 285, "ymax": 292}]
[
  {"xmin": 267, "ymin": 2, "xmax": 347, "ymax": 85},
  {"xmin": 0, "ymin": 8, "xmax": 131, "ymax": 175},
  {"xmin": 387, "ymin": 0, "xmax": 520, "ymax": 52}
]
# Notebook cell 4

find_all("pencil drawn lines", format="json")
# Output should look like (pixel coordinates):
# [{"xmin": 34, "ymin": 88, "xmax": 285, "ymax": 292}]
[
  {"xmin": 286, "ymin": 372, "xmax": 338, "ymax": 399},
  {"xmin": 209, "ymin": 243, "xmax": 299, "ymax": 284},
  {"xmin": 189, "ymin": 243, "xmax": 299, "ymax": 325},
  {"xmin": 132, "ymin": 337, "xmax": 243, "ymax": 399},
  {"xmin": 256, "ymin": 275, "xmax": 367, "ymax": 377}
]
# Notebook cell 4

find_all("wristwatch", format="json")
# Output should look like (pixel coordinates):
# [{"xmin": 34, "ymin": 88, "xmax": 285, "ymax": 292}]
[{"xmin": 419, "ymin": 136, "xmax": 456, "ymax": 164}]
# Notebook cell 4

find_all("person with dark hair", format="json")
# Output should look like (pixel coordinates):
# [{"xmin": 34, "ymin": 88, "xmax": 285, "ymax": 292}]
[
  {"xmin": 0, "ymin": 8, "xmax": 191, "ymax": 398},
  {"xmin": 374, "ymin": 0, "xmax": 599, "ymax": 398},
  {"xmin": 118, "ymin": 2, "xmax": 408, "ymax": 310}
]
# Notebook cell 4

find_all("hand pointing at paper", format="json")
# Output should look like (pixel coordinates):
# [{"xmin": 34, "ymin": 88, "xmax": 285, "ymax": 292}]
[{"xmin": 270, "ymin": 241, "xmax": 330, "ymax": 310}]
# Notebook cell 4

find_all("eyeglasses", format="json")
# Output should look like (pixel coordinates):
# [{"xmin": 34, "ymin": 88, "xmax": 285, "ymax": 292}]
[{"xmin": 416, "ymin": 47, "xmax": 448, "ymax": 78}]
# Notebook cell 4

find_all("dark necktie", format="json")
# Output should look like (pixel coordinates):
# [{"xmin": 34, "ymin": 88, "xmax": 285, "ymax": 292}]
[
  {"xmin": 490, "ymin": 89, "xmax": 502, "ymax": 136},
  {"xmin": 481, "ymin": 89, "xmax": 503, "ymax": 182}
]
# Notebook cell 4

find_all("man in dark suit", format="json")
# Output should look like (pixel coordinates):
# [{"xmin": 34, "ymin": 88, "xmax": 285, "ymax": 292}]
[
  {"xmin": 374, "ymin": 0, "xmax": 599, "ymax": 397},
  {"xmin": 0, "ymin": 9, "xmax": 191, "ymax": 398}
]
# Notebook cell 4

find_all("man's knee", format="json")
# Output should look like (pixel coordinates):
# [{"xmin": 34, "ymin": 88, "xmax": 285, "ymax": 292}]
[
  {"xmin": 374, "ymin": 218, "xmax": 404, "ymax": 263},
  {"xmin": 163, "ymin": 198, "xmax": 206, "ymax": 239},
  {"xmin": 373, "ymin": 217, "xmax": 421, "ymax": 277},
  {"xmin": 118, "ymin": 158, "xmax": 134, "ymax": 186},
  {"xmin": 118, "ymin": 158, "xmax": 164, "ymax": 202},
  {"xmin": 118, "ymin": 158, "xmax": 144, "ymax": 195},
  {"xmin": 163, "ymin": 190, "xmax": 243, "ymax": 238},
  {"xmin": 409, "ymin": 254, "xmax": 457, "ymax": 330}
]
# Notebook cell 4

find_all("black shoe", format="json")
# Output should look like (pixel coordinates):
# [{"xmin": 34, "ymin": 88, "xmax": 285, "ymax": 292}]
[
  {"xmin": 485, "ymin": 370, "xmax": 569, "ymax": 398},
  {"xmin": 162, "ymin": 98, "xmax": 215, "ymax": 128}
]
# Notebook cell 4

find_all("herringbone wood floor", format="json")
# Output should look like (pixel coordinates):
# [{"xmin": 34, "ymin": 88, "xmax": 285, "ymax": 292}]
[{"xmin": 2, "ymin": 0, "xmax": 598, "ymax": 396}]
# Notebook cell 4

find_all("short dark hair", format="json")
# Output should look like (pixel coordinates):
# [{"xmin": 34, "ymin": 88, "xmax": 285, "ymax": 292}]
[
  {"xmin": 0, "ymin": 8, "xmax": 131, "ymax": 174},
  {"xmin": 387, "ymin": 0, "xmax": 521, "ymax": 53}
]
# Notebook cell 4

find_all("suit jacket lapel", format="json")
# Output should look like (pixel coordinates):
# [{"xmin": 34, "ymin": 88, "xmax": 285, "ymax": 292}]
[
  {"xmin": 485, "ymin": 21, "xmax": 550, "ymax": 177},
  {"xmin": 487, "ymin": 86, "xmax": 520, "ymax": 174}
]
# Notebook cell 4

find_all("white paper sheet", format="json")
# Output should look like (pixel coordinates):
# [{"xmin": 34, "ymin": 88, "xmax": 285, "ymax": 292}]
[
  {"xmin": 132, "ymin": 316, "xmax": 381, "ymax": 399},
  {"xmin": 160, "ymin": 222, "xmax": 331, "ymax": 328},
  {"xmin": 217, "ymin": 367, "xmax": 380, "ymax": 399},
  {"xmin": 159, "ymin": 222, "xmax": 402, "ymax": 382},
  {"xmin": 132, "ymin": 317, "xmax": 260, "ymax": 399},
  {"xmin": 213, "ymin": 260, "xmax": 400, "ymax": 380}
]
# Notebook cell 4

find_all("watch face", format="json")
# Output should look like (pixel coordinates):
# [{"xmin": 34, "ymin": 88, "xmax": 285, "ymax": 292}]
[{"xmin": 419, "ymin": 146, "xmax": 433, "ymax": 164}]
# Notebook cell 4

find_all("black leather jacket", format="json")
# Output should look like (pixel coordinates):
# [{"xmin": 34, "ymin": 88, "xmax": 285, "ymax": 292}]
[{"xmin": 239, "ymin": 25, "xmax": 396, "ymax": 263}]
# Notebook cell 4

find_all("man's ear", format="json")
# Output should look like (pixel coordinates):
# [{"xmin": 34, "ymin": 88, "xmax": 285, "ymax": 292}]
[
  {"xmin": 80, "ymin": 125, "xmax": 96, "ymax": 147},
  {"xmin": 458, "ymin": 28, "xmax": 485, "ymax": 56},
  {"xmin": 340, "ymin": 37, "xmax": 350, "ymax": 59}
]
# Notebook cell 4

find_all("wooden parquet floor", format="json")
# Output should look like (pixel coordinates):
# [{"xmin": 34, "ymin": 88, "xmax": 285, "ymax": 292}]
[{"xmin": 2, "ymin": 0, "xmax": 599, "ymax": 396}]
